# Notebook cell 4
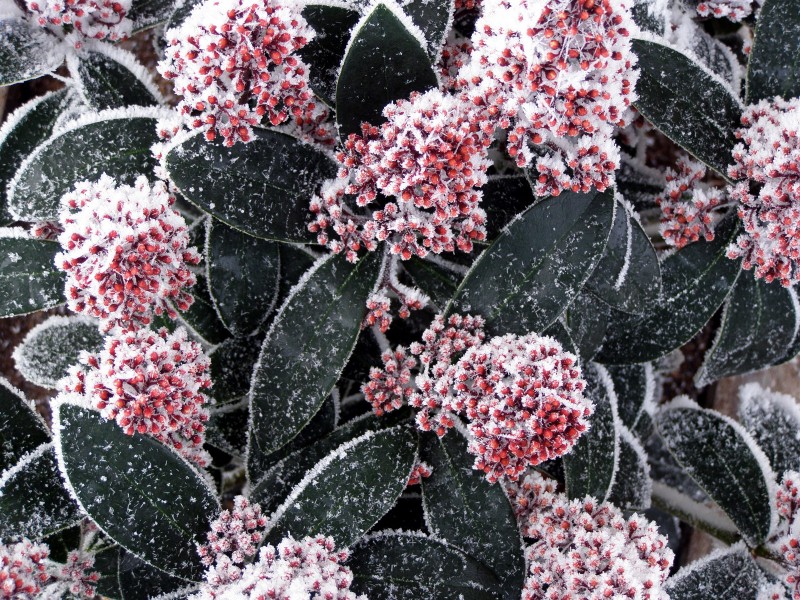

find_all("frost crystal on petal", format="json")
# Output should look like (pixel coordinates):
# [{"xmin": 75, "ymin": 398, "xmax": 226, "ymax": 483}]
[
  {"xmin": 0, "ymin": 538, "xmax": 49, "ymax": 599},
  {"xmin": 770, "ymin": 471, "xmax": 800, "ymax": 599},
  {"xmin": 61, "ymin": 326, "xmax": 212, "ymax": 466},
  {"xmin": 517, "ymin": 472, "xmax": 673, "ymax": 600},
  {"xmin": 55, "ymin": 174, "xmax": 200, "ymax": 333},
  {"xmin": 26, "ymin": 0, "xmax": 132, "ymax": 44},
  {"xmin": 56, "ymin": 550, "xmax": 100, "ymax": 599},
  {"xmin": 198, "ymin": 495, "xmax": 268, "ymax": 571}
]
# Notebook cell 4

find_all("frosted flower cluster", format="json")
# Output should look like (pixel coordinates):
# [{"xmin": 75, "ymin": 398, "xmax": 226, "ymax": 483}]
[
  {"xmin": 158, "ymin": 0, "xmax": 332, "ymax": 147},
  {"xmin": 364, "ymin": 314, "xmax": 592, "ymax": 482},
  {"xmin": 696, "ymin": 0, "xmax": 761, "ymax": 21},
  {"xmin": 512, "ymin": 471, "xmax": 673, "ymax": 600},
  {"xmin": 310, "ymin": 89, "xmax": 492, "ymax": 262},
  {"xmin": 657, "ymin": 156, "xmax": 726, "ymax": 248},
  {"xmin": 62, "ymin": 327, "xmax": 212, "ymax": 467},
  {"xmin": 56, "ymin": 175, "xmax": 200, "ymax": 333},
  {"xmin": 26, "ymin": 0, "xmax": 132, "ymax": 45},
  {"xmin": 727, "ymin": 97, "xmax": 800, "ymax": 287},
  {"xmin": 56, "ymin": 551, "xmax": 101, "ymax": 599},
  {"xmin": 193, "ymin": 499, "xmax": 362, "ymax": 600},
  {"xmin": 770, "ymin": 471, "xmax": 800, "ymax": 599},
  {"xmin": 460, "ymin": 0, "xmax": 638, "ymax": 195}
]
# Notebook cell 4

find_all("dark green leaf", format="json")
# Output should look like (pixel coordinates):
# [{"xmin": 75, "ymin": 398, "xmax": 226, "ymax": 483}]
[
  {"xmin": 402, "ymin": 257, "xmax": 462, "ymax": 311},
  {"xmin": 348, "ymin": 532, "xmax": 500, "ymax": 599},
  {"xmin": 14, "ymin": 316, "xmax": 103, "ymax": 389},
  {"xmin": 746, "ymin": 0, "xmax": 800, "ymax": 103},
  {"xmin": 696, "ymin": 275, "xmax": 798, "ymax": 386},
  {"xmin": 73, "ymin": 45, "xmax": 161, "ymax": 110},
  {"xmin": 0, "ymin": 19, "xmax": 64, "ymax": 86},
  {"xmin": 300, "ymin": 5, "xmax": 360, "ymax": 104},
  {"xmin": 247, "ymin": 252, "xmax": 381, "ymax": 479},
  {"xmin": 483, "ymin": 176, "xmax": 537, "ymax": 240},
  {"xmin": 607, "ymin": 428, "xmax": 651, "ymax": 511},
  {"xmin": 175, "ymin": 274, "xmax": 230, "ymax": 345},
  {"xmin": 585, "ymin": 200, "xmax": 661, "ymax": 315},
  {"xmin": 55, "ymin": 403, "xmax": 219, "ymax": 580},
  {"xmin": 664, "ymin": 546, "xmax": 763, "ymax": 600},
  {"xmin": 596, "ymin": 217, "xmax": 741, "ymax": 364},
  {"xmin": 91, "ymin": 546, "xmax": 123, "ymax": 600},
  {"xmin": 606, "ymin": 363, "xmax": 654, "ymax": 437},
  {"xmin": 542, "ymin": 318, "xmax": 578, "ymax": 356},
  {"xmin": 118, "ymin": 550, "xmax": 194, "ymax": 600},
  {"xmin": 205, "ymin": 402, "xmax": 248, "ymax": 457},
  {"xmin": 206, "ymin": 220, "xmax": 280, "ymax": 335},
  {"xmin": 0, "ymin": 444, "xmax": 81, "ymax": 540},
  {"xmin": 420, "ymin": 430, "xmax": 525, "ymax": 599},
  {"xmin": 336, "ymin": 3, "xmax": 438, "ymax": 136},
  {"xmin": 0, "ymin": 89, "xmax": 69, "ymax": 218},
  {"xmin": 739, "ymin": 383, "xmax": 800, "ymax": 476},
  {"xmin": 632, "ymin": 38, "xmax": 742, "ymax": 177},
  {"xmin": 0, "ymin": 236, "xmax": 65, "ymax": 317},
  {"xmin": 449, "ymin": 189, "xmax": 614, "ymax": 335},
  {"xmin": 402, "ymin": 0, "xmax": 453, "ymax": 58},
  {"xmin": 563, "ymin": 363, "xmax": 620, "ymax": 502},
  {"xmin": 656, "ymin": 400, "xmax": 774, "ymax": 546},
  {"xmin": 264, "ymin": 424, "xmax": 417, "ymax": 548},
  {"xmin": 8, "ymin": 113, "xmax": 160, "ymax": 220},
  {"xmin": 128, "ymin": 0, "xmax": 175, "ymax": 31},
  {"xmin": 209, "ymin": 335, "xmax": 261, "ymax": 404},
  {"xmin": 0, "ymin": 378, "xmax": 49, "ymax": 473},
  {"xmin": 564, "ymin": 294, "xmax": 609, "ymax": 361},
  {"xmin": 165, "ymin": 129, "xmax": 335, "ymax": 242}
]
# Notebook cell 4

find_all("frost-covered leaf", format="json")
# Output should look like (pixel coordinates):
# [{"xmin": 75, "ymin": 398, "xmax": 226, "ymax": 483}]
[
  {"xmin": 690, "ymin": 28, "xmax": 741, "ymax": 87},
  {"xmin": 54, "ymin": 403, "xmax": 219, "ymax": 581},
  {"xmin": 664, "ymin": 544, "xmax": 763, "ymax": 600},
  {"xmin": 165, "ymin": 129, "xmax": 335, "ymax": 242},
  {"xmin": 585, "ymin": 200, "xmax": 661, "ymax": 315},
  {"xmin": 696, "ymin": 275, "xmax": 798, "ymax": 386},
  {"xmin": 264, "ymin": 424, "xmax": 416, "ymax": 548},
  {"xmin": 0, "ymin": 377, "xmax": 48, "ymax": 473},
  {"xmin": 206, "ymin": 220, "xmax": 280, "ymax": 336},
  {"xmin": 632, "ymin": 38, "xmax": 742, "ymax": 177},
  {"xmin": 420, "ymin": 429, "xmax": 525, "ymax": 599},
  {"xmin": 14, "ymin": 315, "xmax": 103, "ymax": 389},
  {"xmin": 209, "ymin": 335, "xmax": 261, "ymax": 404},
  {"xmin": 607, "ymin": 427, "xmax": 651, "ymax": 511},
  {"xmin": 118, "ymin": 550, "xmax": 193, "ymax": 600},
  {"xmin": 0, "ymin": 235, "xmax": 65, "ymax": 317},
  {"xmin": 175, "ymin": 273, "xmax": 230, "ymax": 345},
  {"xmin": 205, "ymin": 401, "xmax": 248, "ymax": 457},
  {"xmin": 128, "ymin": 0, "xmax": 175, "ymax": 31},
  {"xmin": 606, "ymin": 363, "xmax": 655, "ymax": 437},
  {"xmin": 746, "ymin": 0, "xmax": 800, "ymax": 103},
  {"xmin": 8, "ymin": 111, "xmax": 162, "ymax": 221},
  {"xmin": 739, "ymin": 383, "xmax": 800, "ymax": 476},
  {"xmin": 90, "ymin": 546, "xmax": 122, "ymax": 600},
  {"xmin": 483, "ymin": 176, "xmax": 537, "ymax": 240},
  {"xmin": 564, "ymin": 294, "xmax": 609, "ymax": 361},
  {"xmin": 655, "ymin": 398, "xmax": 775, "ymax": 546},
  {"xmin": 300, "ymin": 4, "xmax": 360, "ymax": 104},
  {"xmin": 336, "ymin": 3, "xmax": 438, "ymax": 136},
  {"xmin": 401, "ymin": 0, "xmax": 453, "ymax": 59},
  {"xmin": 596, "ymin": 217, "xmax": 741, "ymax": 364},
  {"xmin": 71, "ymin": 44, "xmax": 162, "ymax": 110},
  {"xmin": 0, "ymin": 444, "xmax": 81, "ymax": 540},
  {"xmin": 631, "ymin": 1, "xmax": 665, "ymax": 34},
  {"xmin": 563, "ymin": 363, "xmax": 620, "ymax": 502},
  {"xmin": 0, "ymin": 89, "xmax": 69, "ymax": 218},
  {"xmin": 0, "ymin": 19, "xmax": 64, "ymax": 86},
  {"xmin": 449, "ymin": 189, "xmax": 615, "ymax": 335},
  {"xmin": 542, "ymin": 318, "xmax": 579, "ymax": 356},
  {"xmin": 402, "ymin": 257, "xmax": 462, "ymax": 311},
  {"xmin": 348, "ymin": 531, "xmax": 499, "ymax": 599},
  {"xmin": 248, "ymin": 252, "xmax": 381, "ymax": 479}
]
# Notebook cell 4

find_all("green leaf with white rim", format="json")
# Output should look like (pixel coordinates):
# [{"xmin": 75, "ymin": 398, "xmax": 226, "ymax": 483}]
[
  {"xmin": 0, "ymin": 444, "xmax": 82, "ymax": 540},
  {"xmin": 54, "ymin": 403, "xmax": 219, "ymax": 581},
  {"xmin": 348, "ymin": 531, "xmax": 500, "ymax": 599},
  {"xmin": 739, "ymin": 383, "xmax": 800, "ymax": 476},
  {"xmin": 336, "ymin": 3, "xmax": 438, "ymax": 137},
  {"xmin": 746, "ymin": 0, "xmax": 800, "ymax": 103},
  {"xmin": 402, "ymin": 0, "xmax": 453, "ymax": 59},
  {"xmin": 632, "ymin": 38, "xmax": 742, "ymax": 178},
  {"xmin": 596, "ymin": 216, "xmax": 741, "ymax": 364},
  {"xmin": 605, "ymin": 363, "xmax": 654, "ymax": 438},
  {"xmin": 664, "ymin": 545, "xmax": 764, "ymax": 600},
  {"xmin": 174, "ymin": 273, "xmax": 230, "ymax": 345},
  {"xmin": 264, "ymin": 424, "xmax": 417, "ymax": 548},
  {"xmin": 420, "ymin": 429, "xmax": 525, "ymax": 599},
  {"xmin": 14, "ymin": 316, "xmax": 103, "ymax": 389},
  {"xmin": 564, "ymin": 293, "xmax": 609, "ymax": 361},
  {"xmin": 0, "ymin": 235, "xmax": 65, "ymax": 317},
  {"xmin": 118, "ymin": 550, "xmax": 194, "ymax": 600},
  {"xmin": 696, "ymin": 275, "xmax": 798, "ymax": 387},
  {"xmin": 0, "ymin": 19, "xmax": 65, "ymax": 86},
  {"xmin": 247, "ymin": 251, "xmax": 382, "ymax": 480},
  {"xmin": 563, "ymin": 363, "xmax": 620, "ymax": 502},
  {"xmin": 0, "ymin": 89, "xmax": 70, "ymax": 218},
  {"xmin": 448, "ymin": 188, "xmax": 615, "ymax": 336},
  {"xmin": 585, "ymin": 199, "xmax": 661, "ymax": 315},
  {"xmin": 8, "ymin": 112, "xmax": 162, "ymax": 221},
  {"xmin": 165, "ymin": 129, "xmax": 335, "ymax": 242},
  {"xmin": 607, "ymin": 427, "xmax": 651, "ymax": 511},
  {"xmin": 209, "ymin": 335, "xmax": 261, "ymax": 405},
  {"xmin": 655, "ymin": 399, "xmax": 775, "ymax": 546},
  {"xmin": 72, "ymin": 46, "xmax": 161, "ymax": 110},
  {"xmin": 0, "ymin": 378, "xmax": 49, "ymax": 474},
  {"xmin": 206, "ymin": 219, "xmax": 281, "ymax": 336}
]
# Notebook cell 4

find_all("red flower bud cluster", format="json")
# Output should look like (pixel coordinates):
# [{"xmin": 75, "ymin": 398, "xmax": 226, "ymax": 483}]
[{"xmin": 26, "ymin": 0, "xmax": 132, "ymax": 44}]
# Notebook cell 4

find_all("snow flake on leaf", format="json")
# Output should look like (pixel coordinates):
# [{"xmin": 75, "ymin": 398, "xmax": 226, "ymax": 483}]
[{"xmin": 56, "ymin": 174, "xmax": 200, "ymax": 333}]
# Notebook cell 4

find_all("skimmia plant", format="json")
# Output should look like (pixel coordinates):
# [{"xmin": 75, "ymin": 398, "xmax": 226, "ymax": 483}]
[{"xmin": 0, "ymin": 0, "xmax": 799, "ymax": 597}]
